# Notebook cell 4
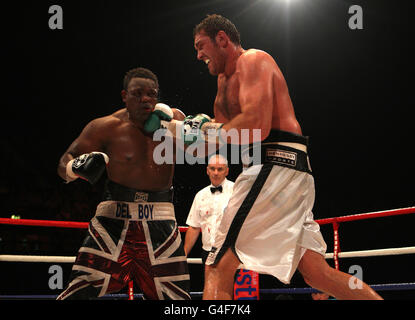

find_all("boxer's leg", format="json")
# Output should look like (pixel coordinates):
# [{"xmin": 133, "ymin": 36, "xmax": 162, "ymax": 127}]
[
  {"xmin": 298, "ymin": 249, "xmax": 382, "ymax": 300},
  {"xmin": 203, "ymin": 248, "xmax": 240, "ymax": 300},
  {"xmin": 56, "ymin": 273, "xmax": 102, "ymax": 300},
  {"xmin": 134, "ymin": 220, "xmax": 190, "ymax": 300},
  {"xmin": 57, "ymin": 216, "xmax": 127, "ymax": 300},
  {"xmin": 56, "ymin": 253, "xmax": 120, "ymax": 300}
]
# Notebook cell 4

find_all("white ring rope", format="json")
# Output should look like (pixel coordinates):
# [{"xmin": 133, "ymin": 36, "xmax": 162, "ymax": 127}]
[
  {"xmin": 324, "ymin": 246, "xmax": 415, "ymax": 259},
  {"xmin": 1, "ymin": 246, "xmax": 414, "ymax": 264}
]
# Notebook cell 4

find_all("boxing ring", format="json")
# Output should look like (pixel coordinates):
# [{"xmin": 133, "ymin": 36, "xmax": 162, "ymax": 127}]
[{"xmin": 1, "ymin": 206, "xmax": 414, "ymax": 299}]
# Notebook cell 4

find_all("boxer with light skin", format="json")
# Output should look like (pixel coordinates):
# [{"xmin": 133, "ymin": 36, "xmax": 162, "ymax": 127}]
[
  {"xmin": 138, "ymin": 16, "xmax": 382, "ymax": 300},
  {"xmin": 191, "ymin": 14, "xmax": 382, "ymax": 300},
  {"xmin": 144, "ymin": 14, "xmax": 383, "ymax": 300}
]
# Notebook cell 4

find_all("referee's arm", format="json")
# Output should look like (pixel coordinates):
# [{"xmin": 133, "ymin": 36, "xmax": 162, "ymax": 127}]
[{"xmin": 184, "ymin": 226, "xmax": 201, "ymax": 256}]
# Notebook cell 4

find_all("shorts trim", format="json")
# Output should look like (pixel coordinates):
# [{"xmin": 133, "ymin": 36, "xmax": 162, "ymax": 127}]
[{"xmin": 209, "ymin": 163, "xmax": 274, "ymax": 264}]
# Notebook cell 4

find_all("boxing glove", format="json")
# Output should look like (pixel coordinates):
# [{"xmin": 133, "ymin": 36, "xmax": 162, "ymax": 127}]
[
  {"xmin": 143, "ymin": 103, "xmax": 174, "ymax": 133},
  {"xmin": 182, "ymin": 114, "xmax": 212, "ymax": 145},
  {"xmin": 66, "ymin": 152, "xmax": 109, "ymax": 185}
]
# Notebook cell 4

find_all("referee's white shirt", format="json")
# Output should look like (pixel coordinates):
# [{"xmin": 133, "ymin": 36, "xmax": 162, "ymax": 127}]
[{"xmin": 186, "ymin": 179, "xmax": 234, "ymax": 252}]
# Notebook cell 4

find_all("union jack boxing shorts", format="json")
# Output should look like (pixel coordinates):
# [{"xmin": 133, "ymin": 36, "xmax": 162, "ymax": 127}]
[{"xmin": 57, "ymin": 199, "xmax": 190, "ymax": 300}]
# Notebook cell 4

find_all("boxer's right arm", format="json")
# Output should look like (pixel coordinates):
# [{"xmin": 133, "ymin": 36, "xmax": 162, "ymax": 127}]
[
  {"xmin": 65, "ymin": 152, "xmax": 109, "ymax": 185},
  {"xmin": 57, "ymin": 118, "xmax": 108, "ymax": 184},
  {"xmin": 144, "ymin": 103, "xmax": 224, "ymax": 145}
]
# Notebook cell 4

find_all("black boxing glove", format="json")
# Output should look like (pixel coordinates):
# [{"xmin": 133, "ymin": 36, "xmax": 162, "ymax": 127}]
[{"xmin": 66, "ymin": 152, "xmax": 109, "ymax": 185}]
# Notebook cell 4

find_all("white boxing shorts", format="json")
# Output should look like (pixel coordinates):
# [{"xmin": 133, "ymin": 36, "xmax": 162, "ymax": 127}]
[{"xmin": 205, "ymin": 130, "xmax": 327, "ymax": 284}]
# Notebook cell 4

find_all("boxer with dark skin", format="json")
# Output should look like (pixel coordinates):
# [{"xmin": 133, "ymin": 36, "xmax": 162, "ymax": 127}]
[
  {"xmin": 58, "ymin": 69, "xmax": 184, "ymax": 189},
  {"xmin": 193, "ymin": 15, "xmax": 382, "ymax": 300},
  {"xmin": 56, "ymin": 68, "xmax": 190, "ymax": 300}
]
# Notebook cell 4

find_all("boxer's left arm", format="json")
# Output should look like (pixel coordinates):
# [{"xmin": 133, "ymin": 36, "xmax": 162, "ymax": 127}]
[
  {"xmin": 144, "ymin": 103, "xmax": 223, "ymax": 152},
  {"xmin": 143, "ymin": 103, "xmax": 187, "ymax": 144},
  {"xmin": 171, "ymin": 110, "xmax": 220, "ymax": 158}
]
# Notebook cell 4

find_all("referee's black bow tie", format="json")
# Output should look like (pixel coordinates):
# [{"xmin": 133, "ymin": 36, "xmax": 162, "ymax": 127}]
[{"xmin": 210, "ymin": 185, "xmax": 223, "ymax": 193}]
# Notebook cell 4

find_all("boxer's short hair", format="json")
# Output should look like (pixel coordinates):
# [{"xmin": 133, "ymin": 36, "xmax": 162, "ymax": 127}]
[
  {"xmin": 194, "ymin": 14, "xmax": 241, "ymax": 46},
  {"xmin": 123, "ymin": 67, "xmax": 159, "ymax": 90}
]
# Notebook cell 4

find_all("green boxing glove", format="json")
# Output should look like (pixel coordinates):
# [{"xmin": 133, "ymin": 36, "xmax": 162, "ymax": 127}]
[
  {"xmin": 144, "ymin": 103, "xmax": 174, "ymax": 133},
  {"xmin": 182, "ymin": 113, "xmax": 212, "ymax": 145}
]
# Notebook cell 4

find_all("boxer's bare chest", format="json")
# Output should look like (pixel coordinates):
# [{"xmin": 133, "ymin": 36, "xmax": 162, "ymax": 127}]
[
  {"xmin": 214, "ymin": 73, "xmax": 241, "ymax": 122},
  {"xmin": 108, "ymin": 125, "xmax": 155, "ymax": 162},
  {"xmin": 103, "ymin": 123, "xmax": 173, "ymax": 189}
]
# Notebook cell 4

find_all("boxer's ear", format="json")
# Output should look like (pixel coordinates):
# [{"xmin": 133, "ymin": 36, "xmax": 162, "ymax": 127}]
[
  {"xmin": 215, "ymin": 30, "xmax": 229, "ymax": 48},
  {"xmin": 121, "ymin": 90, "xmax": 127, "ymax": 102}
]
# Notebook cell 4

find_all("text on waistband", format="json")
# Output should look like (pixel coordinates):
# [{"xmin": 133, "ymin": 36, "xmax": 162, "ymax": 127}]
[
  {"xmin": 266, "ymin": 149, "xmax": 297, "ymax": 167},
  {"xmin": 115, "ymin": 203, "xmax": 154, "ymax": 219}
]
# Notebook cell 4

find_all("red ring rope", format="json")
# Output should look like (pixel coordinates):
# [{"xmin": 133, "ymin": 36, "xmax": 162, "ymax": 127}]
[
  {"xmin": 1, "ymin": 207, "xmax": 413, "ymax": 230},
  {"xmin": 0, "ymin": 218, "xmax": 188, "ymax": 232},
  {"xmin": 315, "ymin": 206, "xmax": 415, "ymax": 225}
]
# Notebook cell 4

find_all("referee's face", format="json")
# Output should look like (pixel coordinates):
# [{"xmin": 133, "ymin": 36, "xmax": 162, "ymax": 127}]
[{"xmin": 207, "ymin": 161, "xmax": 228, "ymax": 187}]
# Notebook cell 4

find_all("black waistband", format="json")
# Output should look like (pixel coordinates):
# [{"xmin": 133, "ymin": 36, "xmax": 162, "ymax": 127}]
[
  {"xmin": 262, "ymin": 129, "xmax": 309, "ymax": 145},
  {"xmin": 259, "ymin": 143, "xmax": 311, "ymax": 173},
  {"xmin": 242, "ymin": 130, "xmax": 312, "ymax": 174},
  {"xmin": 102, "ymin": 180, "xmax": 174, "ymax": 203}
]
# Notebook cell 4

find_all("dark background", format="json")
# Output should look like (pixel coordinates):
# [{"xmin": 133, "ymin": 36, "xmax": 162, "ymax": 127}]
[{"xmin": 1, "ymin": 0, "xmax": 413, "ymax": 299}]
